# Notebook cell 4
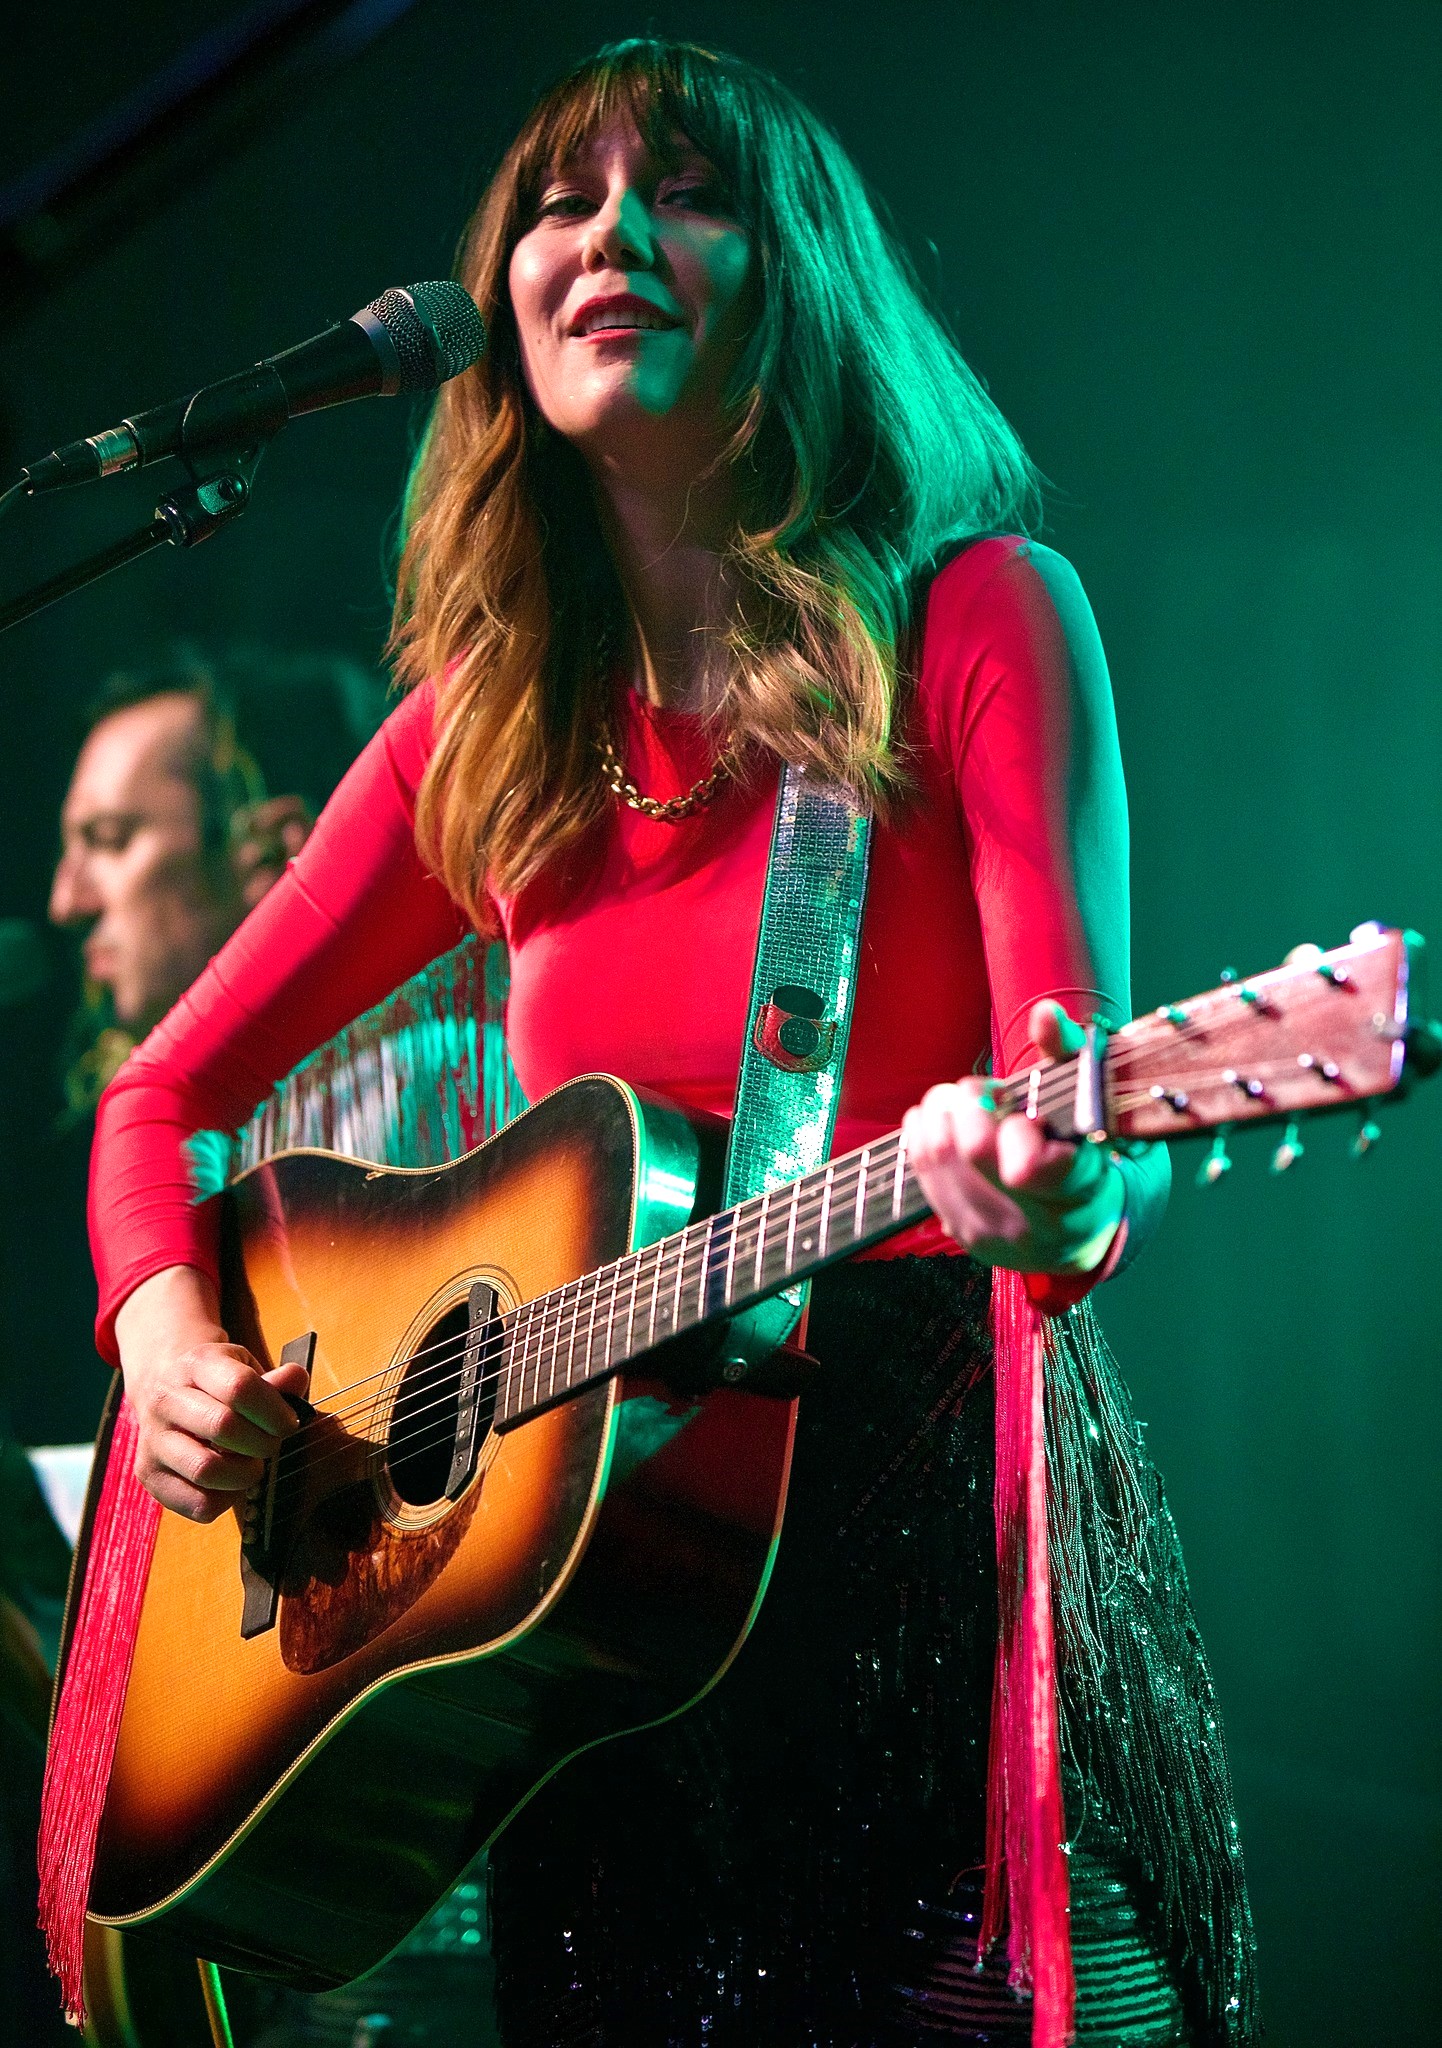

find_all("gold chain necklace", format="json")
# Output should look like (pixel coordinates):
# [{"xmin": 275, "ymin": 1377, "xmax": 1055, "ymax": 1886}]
[{"xmin": 598, "ymin": 726, "xmax": 741, "ymax": 824}]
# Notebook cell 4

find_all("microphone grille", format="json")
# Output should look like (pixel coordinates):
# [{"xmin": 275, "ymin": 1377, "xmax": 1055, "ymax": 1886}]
[
  {"xmin": 362, "ymin": 282, "xmax": 485, "ymax": 393},
  {"xmin": 407, "ymin": 280, "xmax": 488, "ymax": 380}
]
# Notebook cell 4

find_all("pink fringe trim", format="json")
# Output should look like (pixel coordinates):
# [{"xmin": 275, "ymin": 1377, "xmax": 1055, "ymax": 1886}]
[
  {"xmin": 981, "ymin": 1266, "xmax": 1076, "ymax": 2048},
  {"xmin": 37, "ymin": 1396, "xmax": 160, "ymax": 2027}
]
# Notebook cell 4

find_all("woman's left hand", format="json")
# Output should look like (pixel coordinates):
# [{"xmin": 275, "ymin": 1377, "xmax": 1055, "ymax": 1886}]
[{"xmin": 901, "ymin": 1000, "xmax": 1125, "ymax": 1275}]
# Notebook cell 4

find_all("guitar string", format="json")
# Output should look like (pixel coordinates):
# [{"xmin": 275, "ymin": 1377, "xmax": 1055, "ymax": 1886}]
[
  {"xmin": 202, "ymin": 1097, "xmax": 1373, "ymax": 1575},
  {"xmin": 262, "ymin": 1057, "xmax": 1263, "ymax": 1504},
  {"xmin": 259, "ymin": 986, "xmax": 1353, "ymax": 1431},
  {"xmin": 268, "ymin": 1244, "xmax": 906, "ymax": 1501},
  {"xmin": 282, "ymin": 1132, "xmax": 918, "ymax": 1430},
  {"xmin": 264, "ymin": 1141, "xmax": 930, "ymax": 1502},
  {"xmin": 246, "ymin": 981, "xmax": 1374, "ymax": 1510},
  {"xmin": 153, "ymin": 975, "xmax": 1377, "ymax": 1563},
  {"xmin": 265, "ymin": 1029, "xmax": 1153, "ymax": 1428},
  {"xmin": 287, "ymin": 1006, "xmax": 1320, "ymax": 1438},
  {"xmin": 262, "ymin": 1035, "xmax": 1358, "ymax": 1499}
]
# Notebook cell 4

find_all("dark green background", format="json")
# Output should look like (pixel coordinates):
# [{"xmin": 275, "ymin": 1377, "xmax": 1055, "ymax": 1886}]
[{"xmin": 1, "ymin": 4, "xmax": 1438, "ymax": 2040}]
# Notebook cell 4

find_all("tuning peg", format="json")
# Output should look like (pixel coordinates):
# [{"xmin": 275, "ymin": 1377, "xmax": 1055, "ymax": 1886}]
[
  {"xmin": 1351, "ymin": 1115, "xmax": 1382, "ymax": 1159},
  {"xmin": 1219, "ymin": 967, "xmax": 1239, "ymax": 985},
  {"xmin": 1284, "ymin": 943, "xmax": 1324, "ymax": 968},
  {"xmin": 1197, "ymin": 1128, "xmax": 1233, "ymax": 1186},
  {"xmin": 1270, "ymin": 1120, "xmax": 1304, "ymax": 1173}
]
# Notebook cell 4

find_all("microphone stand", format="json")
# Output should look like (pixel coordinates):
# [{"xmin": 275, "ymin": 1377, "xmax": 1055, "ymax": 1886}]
[{"xmin": 0, "ymin": 443, "xmax": 265, "ymax": 636}]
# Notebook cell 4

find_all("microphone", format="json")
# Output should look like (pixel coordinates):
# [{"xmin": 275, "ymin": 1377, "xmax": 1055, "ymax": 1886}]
[{"xmin": 20, "ymin": 281, "xmax": 486, "ymax": 495}]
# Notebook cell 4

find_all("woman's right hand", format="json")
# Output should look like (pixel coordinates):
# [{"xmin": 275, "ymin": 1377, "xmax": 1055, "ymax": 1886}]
[{"xmin": 114, "ymin": 1265, "xmax": 311, "ymax": 1522}]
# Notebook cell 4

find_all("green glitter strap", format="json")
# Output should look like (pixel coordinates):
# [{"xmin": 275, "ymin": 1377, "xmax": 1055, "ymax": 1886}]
[{"xmin": 718, "ymin": 762, "xmax": 871, "ymax": 1366}]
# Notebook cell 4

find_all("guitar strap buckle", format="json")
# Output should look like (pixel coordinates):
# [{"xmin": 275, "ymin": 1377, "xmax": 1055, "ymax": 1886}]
[{"xmin": 751, "ymin": 983, "xmax": 838, "ymax": 1074}]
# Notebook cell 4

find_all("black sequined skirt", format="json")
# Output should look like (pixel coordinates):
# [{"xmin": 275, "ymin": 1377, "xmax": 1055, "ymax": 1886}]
[{"xmin": 487, "ymin": 1258, "xmax": 1249, "ymax": 2047}]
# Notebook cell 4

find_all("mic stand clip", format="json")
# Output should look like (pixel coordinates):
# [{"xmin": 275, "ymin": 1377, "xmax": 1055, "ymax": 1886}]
[{"xmin": 155, "ymin": 457, "xmax": 257, "ymax": 548}]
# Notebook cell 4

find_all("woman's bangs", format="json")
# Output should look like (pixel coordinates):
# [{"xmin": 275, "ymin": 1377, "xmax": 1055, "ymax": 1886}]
[{"xmin": 513, "ymin": 44, "xmax": 749, "ymax": 225}]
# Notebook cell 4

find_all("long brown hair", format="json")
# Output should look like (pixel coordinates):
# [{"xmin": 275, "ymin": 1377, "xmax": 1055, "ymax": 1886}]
[{"xmin": 391, "ymin": 38, "xmax": 1039, "ymax": 925}]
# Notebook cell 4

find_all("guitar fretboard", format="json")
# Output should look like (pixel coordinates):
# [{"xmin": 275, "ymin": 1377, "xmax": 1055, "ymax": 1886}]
[
  {"xmin": 494, "ymin": 1125, "xmax": 941, "ymax": 1428},
  {"xmin": 491, "ymin": 923, "xmax": 1415, "ymax": 1429}
]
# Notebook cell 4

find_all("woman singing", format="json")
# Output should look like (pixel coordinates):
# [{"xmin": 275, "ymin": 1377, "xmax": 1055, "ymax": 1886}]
[{"xmin": 90, "ymin": 38, "xmax": 1257, "ymax": 2047}]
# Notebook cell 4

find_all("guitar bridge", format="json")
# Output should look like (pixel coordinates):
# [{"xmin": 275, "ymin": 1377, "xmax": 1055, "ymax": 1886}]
[{"xmin": 239, "ymin": 1330, "xmax": 315, "ymax": 1640}]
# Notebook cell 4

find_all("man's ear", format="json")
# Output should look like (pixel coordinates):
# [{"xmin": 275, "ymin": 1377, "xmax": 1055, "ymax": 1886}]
[{"xmin": 230, "ymin": 794, "xmax": 316, "ymax": 908}]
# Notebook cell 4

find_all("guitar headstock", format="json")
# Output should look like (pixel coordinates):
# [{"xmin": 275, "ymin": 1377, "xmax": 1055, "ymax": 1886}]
[{"xmin": 1107, "ymin": 923, "xmax": 1418, "ymax": 1143}]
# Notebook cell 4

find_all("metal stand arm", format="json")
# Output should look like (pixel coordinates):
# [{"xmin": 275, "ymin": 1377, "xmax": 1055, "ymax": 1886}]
[
  {"xmin": 0, "ymin": 516, "xmax": 171, "ymax": 634},
  {"xmin": 0, "ymin": 462, "xmax": 255, "ymax": 637}
]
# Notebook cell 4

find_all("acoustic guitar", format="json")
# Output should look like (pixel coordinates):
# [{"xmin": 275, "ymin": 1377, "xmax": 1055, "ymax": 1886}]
[{"xmin": 67, "ymin": 922, "xmax": 1435, "ymax": 1991}]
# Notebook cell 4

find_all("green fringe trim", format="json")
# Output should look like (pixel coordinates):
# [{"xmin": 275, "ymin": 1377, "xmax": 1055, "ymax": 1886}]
[
  {"xmin": 186, "ymin": 938, "xmax": 525, "ymax": 1197},
  {"xmin": 1044, "ymin": 1302, "xmax": 1260, "ymax": 2045}
]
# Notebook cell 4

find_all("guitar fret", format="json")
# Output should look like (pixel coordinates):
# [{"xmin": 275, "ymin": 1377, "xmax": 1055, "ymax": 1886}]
[
  {"xmin": 517, "ymin": 1299, "xmax": 537, "ymax": 1413},
  {"xmin": 854, "ymin": 1148, "xmax": 870, "ymax": 1240},
  {"xmin": 671, "ymin": 1227, "xmax": 689, "ymax": 1335},
  {"xmin": 582, "ymin": 1271, "xmax": 600, "ymax": 1380},
  {"xmin": 785, "ymin": 1179, "xmax": 800, "ymax": 1274},
  {"xmin": 623, "ymin": 1252, "xmax": 641, "ymax": 1360},
  {"xmin": 647, "ymin": 1240, "xmax": 663, "ymax": 1347},
  {"xmin": 548, "ymin": 1288, "xmax": 566, "ymax": 1402},
  {"xmin": 594, "ymin": 1266, "xmax": 610, "ymax": 1372},
  {"xmin": 496, "ymin": 1313, "xmax": 514, "ymax": 1423},
  {"xmin": 652, "ymin": 1241, "xmax": 672, "ymax": 1338},
  {"xmin": 523, "ymin": 1300, "xmax": 540, "ymax": 1408},
  {"xmin": 536, "ymin": 1294, "xmax": 557, "ymax": 1409},
  {"xmin": 696, "ymin": 1216, "xmax": 716, "ymax": 1319},
  {"xmin": 558, "ymin": 1279, "xmax": 580, "ymax": 1396},
  {"xmin": 891, "ymin": 1138, "xmax": 907, "ymax": 1218},
  {"xmin": 565, "ymin": 1277, "xmax": 583, "ymax": 1388},
  {"xmin": 818, "ymin": 1163, "xmax": 835, "ymax": 1256},
  {"xmin": 603, "ymin": 1259, "xmax": 624, "ymax": 1370},
  {"xmin": 546, "ymin": 1283, "xmax": 562, "ymax": 1403},
  {"xmin": 753, "ymin": 1190, "xmax": 771, "ymax": 1292},
  {"xmin": 794, "ymin": 1173, "xmax": 821, "ymax": 1261},
  {"xmin": 534, "ymin": 1289, "xmax": 548, "ymax": 1407},
  {"xmin": 708, "ymin": 1212, "xmax": 734, "ymax": 1318},
  {"xmin": 502, "ymin": 1306, "xmax": 523, "ymax": 1422}
]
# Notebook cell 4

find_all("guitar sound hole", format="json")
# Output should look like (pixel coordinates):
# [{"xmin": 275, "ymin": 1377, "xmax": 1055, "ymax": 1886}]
[{"xmin": 386, "ymin": 1301, "xmax": 493, "ymax": 1508}]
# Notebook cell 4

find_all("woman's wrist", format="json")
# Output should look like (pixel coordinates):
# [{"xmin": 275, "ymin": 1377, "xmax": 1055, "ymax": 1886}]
[
  {"xmin": 1049, "ymin": 1155, "xmax": 1127, "ymax": 1274},
  {"xmin": 114, "ymin": 1265, "xmax": 226, "ymax": 1377}
]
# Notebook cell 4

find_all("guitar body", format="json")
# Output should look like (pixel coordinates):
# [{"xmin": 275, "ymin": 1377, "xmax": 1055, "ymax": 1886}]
[{"xmin": 82, "ymin": 1076, "xmax": 796, "ymax": 1988}]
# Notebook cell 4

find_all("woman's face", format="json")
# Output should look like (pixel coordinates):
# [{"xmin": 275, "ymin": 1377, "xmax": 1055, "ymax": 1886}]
[{"xmin": 508, "ymin": 119, "xmax": 754, "ymax": 483}]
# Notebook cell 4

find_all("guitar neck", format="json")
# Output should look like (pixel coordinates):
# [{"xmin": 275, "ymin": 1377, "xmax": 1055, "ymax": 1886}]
[
  {"xmin": 494, "ymin": 1124, "xmax": 933, "ymax": 1428},
  {"xmin": 494, "ymin": 922, "xmax": 1421, "ymax": 1430},
  {"xmin": 493, "ymin": 1054, "xmax": 1073, "ymax": 1430}
]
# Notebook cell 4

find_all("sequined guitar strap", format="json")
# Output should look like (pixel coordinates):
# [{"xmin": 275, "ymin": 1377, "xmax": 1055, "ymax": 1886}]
[{"xmin": 717, "ymin": 762, "xmax": 872, "ymax": 1376}]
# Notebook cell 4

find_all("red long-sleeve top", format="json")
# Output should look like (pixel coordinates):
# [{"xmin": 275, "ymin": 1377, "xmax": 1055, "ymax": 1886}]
[{"xmin": 90, "ymin": 536, "xmax": 1152, "ymax": 1361}]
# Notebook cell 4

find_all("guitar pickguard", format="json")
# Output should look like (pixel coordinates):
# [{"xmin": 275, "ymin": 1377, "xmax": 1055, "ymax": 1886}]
[{"xmin": 278, "ymin": 1477, "xmax": 483, "ymax": 1675}]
